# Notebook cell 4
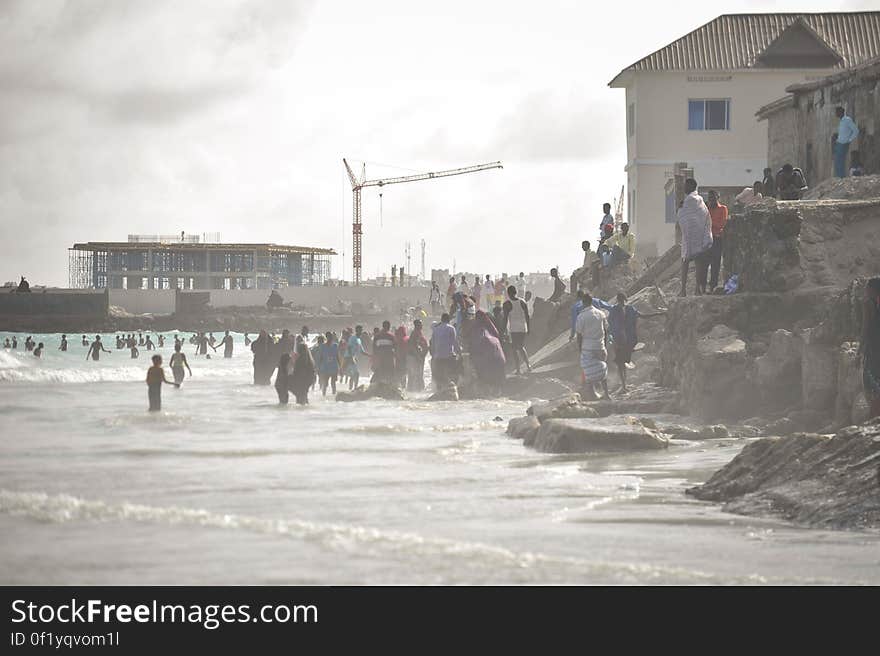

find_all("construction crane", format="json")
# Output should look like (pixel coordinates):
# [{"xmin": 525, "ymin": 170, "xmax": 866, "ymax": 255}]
[
  {"xmin": 343, "ymin": 159, "xmax": 503, "ymax": 285},
  {"xmin": 614, "ymin": 185, "xmax": 625, "ymax": 224}
]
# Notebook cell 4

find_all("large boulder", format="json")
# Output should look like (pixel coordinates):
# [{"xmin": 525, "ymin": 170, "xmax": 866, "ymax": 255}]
[
  {"xmin": 801, "ymin": 328, "xmax": 838, "ymax": 410},
  {"xmin": 506, "ymin": 415, "xmax": 541, "ymax": 446},
  {"xmin": 532, "ymin": 418, "xmax": 669, "ymax": 453},
  {"xmin": 753, "ymin": 329, "xmax": 803, "ymax": 405},
  {"xmin": 722, "ymin": 203, "xmax": 805, "ymax": 293},
  {"xmin": 680, "ymin": 324, "xmax": 755, "ymax": 420},
  {"xmin": 506, "ymin": 376, "xmax": 577, "ymax": 402},
  {"xmin": 688, "ymin": 419, "xmax": 880, "ymax": 529},
  {"xmin": 527, "ymin": 393, "xmax": 583, "ymax": 421}
]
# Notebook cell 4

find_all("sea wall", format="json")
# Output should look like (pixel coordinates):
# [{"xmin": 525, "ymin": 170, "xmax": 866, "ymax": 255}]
[{"xmin": 0, "ymin": 289, "xmax": 108, "ymax": 320}]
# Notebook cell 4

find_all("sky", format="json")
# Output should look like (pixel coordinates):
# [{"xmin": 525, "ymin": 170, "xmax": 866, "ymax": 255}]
[{"xmin": 0, "ymin": 0, "xmax": 875, "ymax": 286}]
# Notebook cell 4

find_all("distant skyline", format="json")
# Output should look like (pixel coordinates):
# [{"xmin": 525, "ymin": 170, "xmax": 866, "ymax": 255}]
[{"xmin": 1, "ymin": 0, "xmax": 875, "ymax": 286}]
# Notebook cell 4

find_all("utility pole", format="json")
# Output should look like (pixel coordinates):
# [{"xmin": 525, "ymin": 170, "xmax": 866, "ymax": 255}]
[{"xmin": 420, "ymin": 239, "xmax": 426, "ymax": 281}]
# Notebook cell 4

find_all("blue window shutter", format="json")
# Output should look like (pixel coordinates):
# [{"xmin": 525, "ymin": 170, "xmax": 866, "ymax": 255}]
[{"xmin": 688, "ymin": 100, "xmax": 704, "ymax": 130}]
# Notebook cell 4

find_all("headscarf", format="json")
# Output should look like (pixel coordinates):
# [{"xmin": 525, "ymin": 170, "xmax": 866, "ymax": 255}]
[
  {"xmin": 475, "ymin": 309, "xmax": 501, "ymax": 341},
  {"xmin": 395, "ymin": 325, "xmax": 408, "ymax": 349}
]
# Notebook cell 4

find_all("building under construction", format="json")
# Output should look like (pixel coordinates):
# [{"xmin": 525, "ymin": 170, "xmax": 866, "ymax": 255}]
[{"xmin": 69, "ymin": 235, "xmax": 335, "ymax": 290}]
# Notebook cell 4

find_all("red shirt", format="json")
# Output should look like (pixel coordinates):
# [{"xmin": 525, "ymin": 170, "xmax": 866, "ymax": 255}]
[{"xmin": 708, "ymin": 204, "xmax": 728, "ymax": 237}]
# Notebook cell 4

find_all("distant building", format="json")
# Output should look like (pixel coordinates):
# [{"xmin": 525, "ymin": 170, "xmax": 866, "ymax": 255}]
[
  {"xmin": 69, "ymin": 236, "xmax": 335, "ymax": 290},
  {"xmin": 757, "ymin": 55, "xmax": 879, "ymax": 186},
  {"xmin": 609, "ymin": 12, "xmax": 880, "ymax": 257}
]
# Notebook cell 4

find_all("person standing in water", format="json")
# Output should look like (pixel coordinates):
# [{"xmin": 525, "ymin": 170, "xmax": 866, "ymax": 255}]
[
  {"xmin": 274, "ymin": 352, "xmax": 293, "ymax": 404},
  {"xmin": 291, "ymin": 342, "xmax": 315, "ymax": 405},
  {"xmin": 33, "ymin": 342, "xmax": 44, "ymax": 358},
  {"xmin": 145, "ymin": 335, "xmax": 155, "ymax": 351},
  {"xmin": 244, "ymin": 332, "xmax": 251, "ymax": 346},
  {"xmin": 157, "ymin": 334, "xmax": 165, "ymax": 348},
  {"xmin": 213, "ymin": 330, "xmax": 234, "ymax": 358},
  {"xmin": 196, "ymin": 332, "xmax": 209, "ymax": 356},
  {"xmin": 251, "ymin": 330, "xmax": 276, "ymax": 385},
  {"xmin": 346, "ymin": 325, "xmax": 368, "ymax": 389},
  {"xmin": 86, "ymin": 335, "xmax": 110, "ymax": 361},
  {"xmin": 503, "ymin": 285, "xmax": 531, "ymax": 375},
  {"xmin": 146, "ymin": 354, "xmax": 179, "ymax": 411},
  {"xmin": 317, "ymin": 331, "xmax": 339, "ymax": 396},
  {"xmin": 59, "ymin": 334, "xmax": 68, "ymax": 352},
  {"xmin": 169, "ymin": 343, "xmax": 192, "ymax": 384},
  {"xmin": 11, "ymin": 336, "xmax": 18, "ymax": 349},
  {"xmin": 81, "ymin": 335, "xmax": 89, "ymax": 346},
  {"xmin": 25, "ymin": 336, "xmax": 34, "ymax": 352},
  {"xmin": 3, "ymin": 338, "xmax": 10, "ymax": 349}
]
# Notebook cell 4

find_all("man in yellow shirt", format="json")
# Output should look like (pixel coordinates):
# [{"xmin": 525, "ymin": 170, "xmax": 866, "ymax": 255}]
[{"xmin": 604, "ymin": 222, "xmax": 636, "ymax": 267}]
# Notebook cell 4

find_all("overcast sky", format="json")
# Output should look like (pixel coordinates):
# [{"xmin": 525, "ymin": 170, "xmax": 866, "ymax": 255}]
[{"xmin": 0, "ymin": 0, "xmax": 874, "ymax": 286}]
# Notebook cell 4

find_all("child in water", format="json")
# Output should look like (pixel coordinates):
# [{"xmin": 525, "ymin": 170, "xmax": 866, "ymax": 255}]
[{"xmin": 146, "ymin": 355, "xmax": 179, "ymax": 411}]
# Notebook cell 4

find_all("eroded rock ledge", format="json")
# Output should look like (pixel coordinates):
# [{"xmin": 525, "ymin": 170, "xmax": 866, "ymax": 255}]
[{"xmin": 687, "ymin": 419, "xmax": 880, "ymax": 529}]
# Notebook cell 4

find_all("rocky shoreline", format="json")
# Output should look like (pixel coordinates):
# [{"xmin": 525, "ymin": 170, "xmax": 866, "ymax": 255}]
[{"xmin": 688, "ymin": 419, "xmax": 880, "ymax": 529}]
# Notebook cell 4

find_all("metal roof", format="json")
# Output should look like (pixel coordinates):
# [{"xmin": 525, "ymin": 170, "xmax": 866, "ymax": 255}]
[
  {"xmin": 70, "ymin": 242, "xmax": 336, "ymax": 255},
  {"xmin": 610, "ymin": 12, "xmax": 880, "ymax": 85}
]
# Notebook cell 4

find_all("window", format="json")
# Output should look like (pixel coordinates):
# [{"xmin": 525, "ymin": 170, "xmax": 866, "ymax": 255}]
[
  {"xmin": 688, "ymin": 99, "xmax": 730, "ymax": 130},
  {"xmin": 627, "ymin": 102, "xmax": 635, "ymax": 137}
]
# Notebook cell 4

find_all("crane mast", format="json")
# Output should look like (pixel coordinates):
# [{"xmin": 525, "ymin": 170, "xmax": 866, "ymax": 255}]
[{"xmin": 343, "ymin": 158, "xmax": 502, "ymax": 285}]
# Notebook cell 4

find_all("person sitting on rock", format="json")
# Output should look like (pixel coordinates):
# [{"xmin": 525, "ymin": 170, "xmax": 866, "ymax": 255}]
[
  {"xmin": 776, "ymin": 163, "xmax": 808, "ymax": 200},
  {"xmin": 603, "ymin": 222, "xmax": 636, "ymax": 268},
  {"xmin": 266, "ymin": 289, "xmax": 284, "ymax": 310}
]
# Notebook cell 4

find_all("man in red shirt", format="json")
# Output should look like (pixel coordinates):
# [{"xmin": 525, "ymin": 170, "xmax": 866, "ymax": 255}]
[{"xmin": 702, "ymin": 189, "xmax": 728, "ymax": 291}]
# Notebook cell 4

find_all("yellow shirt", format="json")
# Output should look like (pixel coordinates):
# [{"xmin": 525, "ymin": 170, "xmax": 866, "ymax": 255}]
[{"xmin": 606, "ymin": 231, "xmax": 635, "ymax": 256}]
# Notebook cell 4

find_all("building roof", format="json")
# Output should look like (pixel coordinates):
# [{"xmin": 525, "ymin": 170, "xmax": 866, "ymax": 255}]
[
  {"xmin": 609, "ymin": 12, "xmax": 880, "ymax": 86},
  {"xmin": 70, "ymin": 242, "xmax": 336, "ymax": 255}
]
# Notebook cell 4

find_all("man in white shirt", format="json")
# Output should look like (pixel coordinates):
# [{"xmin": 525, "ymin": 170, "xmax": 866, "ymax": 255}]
[
  {"xmin": 677, "ymin": 178, "xmax": 712, "ymax": 297},
  {"xmin": 575, "ymin": 291, "xmax": 610, "ymax": 400}
]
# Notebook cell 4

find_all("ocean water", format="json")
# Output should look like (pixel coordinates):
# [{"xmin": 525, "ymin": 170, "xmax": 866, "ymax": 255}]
[{"xmin": 1, "ymin": 332, "xmax": 879, "ymax": 585}]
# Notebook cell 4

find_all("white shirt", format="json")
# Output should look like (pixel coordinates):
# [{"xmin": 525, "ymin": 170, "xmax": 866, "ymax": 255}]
[{"xmin": 576, "ymin": 305, "xmax": 608, "ymax": 353}]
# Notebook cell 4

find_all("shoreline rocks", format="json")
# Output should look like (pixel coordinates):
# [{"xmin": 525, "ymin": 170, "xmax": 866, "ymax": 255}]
[{"xmin": 687, "ymin": 419, "xmax": 880, "ymax": 529}]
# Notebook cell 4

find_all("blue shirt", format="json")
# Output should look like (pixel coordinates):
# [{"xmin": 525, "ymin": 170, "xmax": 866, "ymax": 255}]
[
  {"xmin": 608, "ymin": 304, "xmax": 641, "ymax": 346},
  {"xmin": 838, "ymin": 115, "xmax": 859, "ymax": 145},
  {"xmin": 430, "ymin": 323, "xmax": 458, "ymax": 359},
  {"xmin": 317, "ymin": 343, "xmax": 339, "ymax": 374}
]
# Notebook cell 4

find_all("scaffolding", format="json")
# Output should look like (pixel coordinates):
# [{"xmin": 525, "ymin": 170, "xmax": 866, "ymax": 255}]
[{"xmin": 69, "ymin": 242, "xmax": 335, "ymax": 290}]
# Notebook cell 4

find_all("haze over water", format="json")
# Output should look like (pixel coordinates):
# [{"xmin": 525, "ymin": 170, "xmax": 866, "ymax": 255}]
[{"xmin": 2, "ymin": 332, "xmax": 879, "ymax": 584}]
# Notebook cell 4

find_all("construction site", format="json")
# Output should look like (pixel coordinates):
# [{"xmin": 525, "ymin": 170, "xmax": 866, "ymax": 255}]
[{"xmin": 68, "ymin": 235, "xmax": 335, "ymax": 291}]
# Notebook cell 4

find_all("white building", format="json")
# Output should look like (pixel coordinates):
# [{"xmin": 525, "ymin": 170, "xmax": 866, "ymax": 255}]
[{"xmin": 609, "ymin": 12, "xmax": 880, "ymax": 258}]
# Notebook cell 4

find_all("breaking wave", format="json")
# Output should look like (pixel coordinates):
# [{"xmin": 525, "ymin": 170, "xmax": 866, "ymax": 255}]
[
  {"xmin": 343, "ymin": 420, "xmax": 502, "ymax": 435},
  {"xmin": 0, "ymin": 488, "xmax": 779, "ymax": 584}
]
